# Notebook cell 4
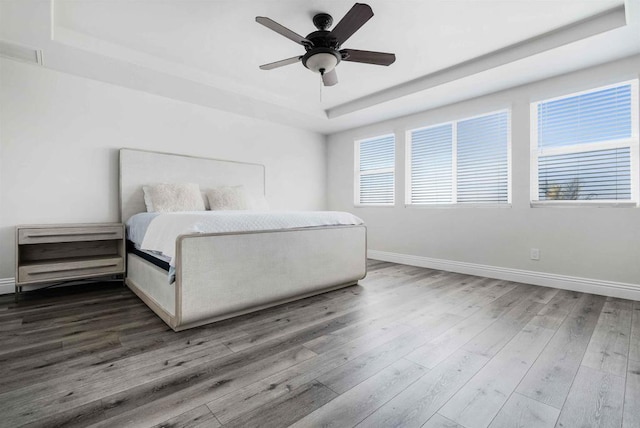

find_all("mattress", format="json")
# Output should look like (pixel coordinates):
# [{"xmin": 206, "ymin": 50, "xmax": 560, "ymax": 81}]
[
  {"xmin": 126, "ymin": 210, "xmax": 364, "ymax": 268},
  {"xmin": 127, "ymin": 240, "xmax": 170, "ymax": 272}
]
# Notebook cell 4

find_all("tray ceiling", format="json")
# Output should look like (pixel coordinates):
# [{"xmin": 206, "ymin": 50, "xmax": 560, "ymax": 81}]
[{"xmin": 2, "ymin": 0, "xmax": 639, "ymax": 133}]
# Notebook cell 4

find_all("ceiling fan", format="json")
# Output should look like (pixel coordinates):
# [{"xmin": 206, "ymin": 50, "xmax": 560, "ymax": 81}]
[{"xmin": 256, "ymin": 3, "xmax": 396, "ymax": 87}]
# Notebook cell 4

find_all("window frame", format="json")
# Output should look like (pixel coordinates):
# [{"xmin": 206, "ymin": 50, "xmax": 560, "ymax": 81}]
[
  {"xmin": 354, "ymin": 133, "xmax": 396, "ymax": 207},
  {"xmin": 405, "ymin": 109, "xmax": 512, "ymax": 208},
  {"xmin": 529, "ymin": 80, "xmax": 640, "ymax": 207}
]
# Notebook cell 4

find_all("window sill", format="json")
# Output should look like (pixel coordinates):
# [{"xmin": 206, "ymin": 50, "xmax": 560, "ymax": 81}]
[
  {"xmin": 405, "ymin": 203, "xmax": 512, "ymax": 209},
  {"xmin": 530, "ymin": 201, "xmax": 638, "ymax": 208},
  {"xmin": 354, "ymin": 204, "xmax": 396, "ymax": 208}
]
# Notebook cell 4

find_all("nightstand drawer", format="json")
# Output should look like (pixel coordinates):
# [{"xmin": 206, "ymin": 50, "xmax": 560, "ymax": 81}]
[
  {"xmin": 18, "ymin": 256, "xmax": 124, "ymax": 284},
  {"xmin": 18, "ymin": 226, "xmax": 124, "ymax": 244}
]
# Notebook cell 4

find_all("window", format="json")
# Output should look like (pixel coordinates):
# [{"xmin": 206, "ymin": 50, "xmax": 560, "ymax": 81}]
[
  {"xmin": 407, "ymin": 110, "xmax": 510, "ymax": 205},
  {"xmin": 531, "ymin": 81, "xmax": 639, "ymax": 205},
  {"xmin": 355, "ymin": 134, "xmax": 395, "ymax": 206}
]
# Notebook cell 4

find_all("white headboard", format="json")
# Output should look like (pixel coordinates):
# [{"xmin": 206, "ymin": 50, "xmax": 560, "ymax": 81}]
[{"xmin": 119, "ymin": 149, "xmax": 265, "ymax": 222}]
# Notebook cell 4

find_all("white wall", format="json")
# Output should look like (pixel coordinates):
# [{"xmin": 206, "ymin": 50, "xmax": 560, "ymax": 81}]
[
  {"xmin": 0, "ymin": 59, "xmax": 327, "ymax": 279},
  {"xmin": 328, "ymin": 55, "xmax": 640, "ymax": 289}
]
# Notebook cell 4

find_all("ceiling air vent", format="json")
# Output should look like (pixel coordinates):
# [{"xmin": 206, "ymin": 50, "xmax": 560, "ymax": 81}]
[{"xmin": 0, "ymin": 40, "xmax": 43, "ymax": 65}]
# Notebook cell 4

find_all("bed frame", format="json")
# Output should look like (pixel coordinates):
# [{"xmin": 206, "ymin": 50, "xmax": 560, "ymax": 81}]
[{"xmin": 119, "ymin": 149, "xmax": 366, "ymax": 331}]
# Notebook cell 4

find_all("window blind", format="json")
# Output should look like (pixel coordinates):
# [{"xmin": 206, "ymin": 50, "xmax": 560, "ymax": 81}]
[
  {"xmin": 534, "ymin": 82, "xmax": 636, "ymax": 202},
  {"xmin": 407, "ymin": 111, "xmax": 510, "ymax": 205},
  {"xmin": 409, "ymin": 124, "xmax": 453, "ymax": 204},
  {"xmin": 538, "ymin": 84, "xmax": 632, "ymax": 148},
  {"xmin": 457, "ymin": 112, "xmax": 509, "ymax": 203},
  {"xmin": 538, "ymin": 148, "xmax": 631, "ymax": 200},
  {"xmin": 357, "ymin": 134, "xmax": 395, "ymax": 205}
]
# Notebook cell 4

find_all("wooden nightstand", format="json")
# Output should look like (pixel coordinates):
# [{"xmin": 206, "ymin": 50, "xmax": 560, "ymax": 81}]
[{"xmin": 15, "ymin": 223, "xmax": 126, "ymax": 293}]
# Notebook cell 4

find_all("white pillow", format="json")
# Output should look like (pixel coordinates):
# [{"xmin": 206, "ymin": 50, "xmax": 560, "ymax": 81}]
[
  {"xmin": 206, "ymin": 185, "xmax": 249, "ymax": 210},
  {"xmin": 142, "ymin": 183, "xmax": 205, "ymax": 213},
  {"xmin": 207, "ymin": 186, "xmax": 249, "ymax": 211}
]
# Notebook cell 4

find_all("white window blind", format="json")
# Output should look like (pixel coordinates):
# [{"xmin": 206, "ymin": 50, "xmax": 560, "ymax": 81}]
[
  {"xmin": 457, "ymin": 112, "xmax": 510, "ymax": 203},
  {"xmin": 355, "ymin": 134, "xmax": 395, "ymax": 205},
  {"xmin": 532, "ymin": 81, "xmax": 639, "ymax": 203},
  {"xmin": 409, "ymin": 124, "xmax": 453, "ymax": 204},
  {"xmin": 407, "ymin": 110, "xmax": 510, "ymax": 205}
]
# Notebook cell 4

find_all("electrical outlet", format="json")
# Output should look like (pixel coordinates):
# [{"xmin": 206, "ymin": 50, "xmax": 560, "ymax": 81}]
[{"xmin": 530, "ymin": 248, "xmax": 540, "ymax": 260}]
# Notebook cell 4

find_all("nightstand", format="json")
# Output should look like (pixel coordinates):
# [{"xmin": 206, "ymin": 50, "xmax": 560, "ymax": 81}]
[{"xmin": 15, "ymin": 223, "xmax": 126, "ymax": 293}]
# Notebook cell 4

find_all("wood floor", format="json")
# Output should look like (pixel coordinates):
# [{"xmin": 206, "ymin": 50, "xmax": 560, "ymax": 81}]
[{"xmin": 1, "ymin": 260, "xmax": 639, "ymax": 428}]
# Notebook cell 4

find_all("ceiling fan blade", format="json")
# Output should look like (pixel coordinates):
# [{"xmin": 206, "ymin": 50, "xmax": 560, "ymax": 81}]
[
  {"xmin": 330, "ymin": 3, "xmax": 374, "ymax": 45},
  {"xmin": 259, "ymin": 56, "xmax": 302, "ymax": 70},
  {"xmin": 256, "ymin": 16, "xmax": 311, "ymax": 46},
  {"xmin": 341, "ymin": 49, "xmax": 396, "ymax": 66},
  {"xmin": 322, "ymin": 69, "xmax": 338, "ymax": 86}
]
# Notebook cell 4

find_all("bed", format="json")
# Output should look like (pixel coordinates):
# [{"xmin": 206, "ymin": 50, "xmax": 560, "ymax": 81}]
[{"xmin": 119, "ymin": 148, "xmax": 367, "ymax": 331}]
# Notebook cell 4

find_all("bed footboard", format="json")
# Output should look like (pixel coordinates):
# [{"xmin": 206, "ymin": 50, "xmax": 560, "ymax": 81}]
[
  {"xmin": 126, "ymin": 225, "xmax": 366, "ymax": 331},
  {"xmin": 174, "ymin": 225, "xmax": 366, "ymax": 330}
]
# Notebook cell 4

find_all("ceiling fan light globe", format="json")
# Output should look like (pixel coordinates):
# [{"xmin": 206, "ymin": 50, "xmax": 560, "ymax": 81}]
[{"xmin": 305, "ymin": 52, "xmax": 338, "ymax": 74}]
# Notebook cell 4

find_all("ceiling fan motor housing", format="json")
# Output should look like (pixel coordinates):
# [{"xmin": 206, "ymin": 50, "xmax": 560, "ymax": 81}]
[{"xmin": 302, "ymin": 15, "xmax": 341, "ymax": 74}]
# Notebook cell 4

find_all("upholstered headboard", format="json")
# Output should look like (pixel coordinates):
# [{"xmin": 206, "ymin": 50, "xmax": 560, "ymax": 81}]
[{"xmin": 119, "ymin": 149, "xmax": 265, "ymax": 222}]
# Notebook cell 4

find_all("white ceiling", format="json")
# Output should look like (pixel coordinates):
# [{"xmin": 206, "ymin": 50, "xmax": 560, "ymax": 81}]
[{"xmin": 2, "ymin": 0, "xmax": 640, "ymax": 134}]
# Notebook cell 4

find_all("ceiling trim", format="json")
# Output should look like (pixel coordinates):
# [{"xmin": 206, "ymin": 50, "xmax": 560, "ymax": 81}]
[
  {"xmin": 326, "ymin": 5, "xmax": 627, "ymax": 119},
  {"xmin": 51, "ymin": 26, "xmax": 321, "ymax": 120},
  {"xmin": 0, "ymin": 40, "xmax": 43, "ymax": 65}
]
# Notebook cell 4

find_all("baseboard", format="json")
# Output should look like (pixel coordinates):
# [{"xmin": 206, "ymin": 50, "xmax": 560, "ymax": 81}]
[
  {"xmin": 368, "ymin": 250, "xmax": 640, "ymax": 301},
  {"xmin": 5, "ymin": 254, "xmax": 639, "ymax": 300},
  {"xmin": 0, "ymin": 278, "xmax": 15, "ymax": 295}
]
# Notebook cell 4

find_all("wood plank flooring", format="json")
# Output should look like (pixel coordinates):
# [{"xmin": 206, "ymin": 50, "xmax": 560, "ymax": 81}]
[{"xmin": 0, "ymin": 260, "xmax": 638, "ymax": 428}]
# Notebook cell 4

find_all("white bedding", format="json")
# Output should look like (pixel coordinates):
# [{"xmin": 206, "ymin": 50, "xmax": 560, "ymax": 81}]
[
  {"xmin": 126, "ymin": 212, "xmax": 160, "ymax": 248},
  {"xmin": 127, "ymin": 211, "xmax": 364, "ymax": 267}
]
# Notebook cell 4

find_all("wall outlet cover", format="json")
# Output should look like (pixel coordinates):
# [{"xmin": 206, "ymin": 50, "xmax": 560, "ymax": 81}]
[{"xmin": 530, "ymin": 248, "xmax": 540, "ymax": 260}]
